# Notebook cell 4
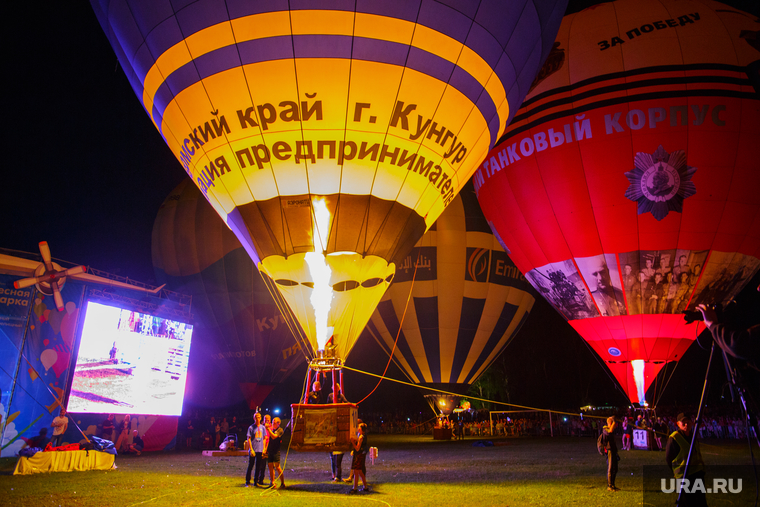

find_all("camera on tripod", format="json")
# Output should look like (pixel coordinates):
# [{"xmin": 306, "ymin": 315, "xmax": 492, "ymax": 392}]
[{"xmin": 682, "ymin": 303, "xmax": 722, "ymax": 325}]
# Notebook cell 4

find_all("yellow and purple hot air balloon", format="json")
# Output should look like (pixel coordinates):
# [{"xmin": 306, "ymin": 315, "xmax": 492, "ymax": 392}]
[
  {"xmin": 93, "ymin": 0, "xmax": 567, "ymax": 374},
  {"xmin": 474, "ymin": 0, "xmax": 760, "ymax": 404}
]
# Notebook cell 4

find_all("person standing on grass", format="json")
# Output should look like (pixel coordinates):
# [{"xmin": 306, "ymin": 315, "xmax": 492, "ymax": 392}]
[
  {"xmin": 266, "ymin": 417, "xmax": 286, "ymax": 489},
  {"xmin": 115, "ymin": 414, "xmax": 131, "ymax": 452},
  {"xmin": 599, "ymin": 416, "xmax": 620, "ymax": 492},
  {"xmin": 185, "ymin": 418, "xmax": 194, "ymax": 449},
  {"xmin": 229, "ymin": 416, "xmax": 239, "ymax": 446},
  {"xmin": 245, "ymin": 412, "xmax": 267, "ymax": 487},
  {"xmin": 102, "ymin": 414, "xmax": 115, "ymax": 441},
  {"xmin": 50, "ymin": 407, "xmax": 68, "ymax": 447},
  {"xmin": 665, "ymin": 413, "xmax": 707, "ymax": 507},
  {"xmin": 348, "ymin": 423, "xmax": 370, "ymax": 494}
]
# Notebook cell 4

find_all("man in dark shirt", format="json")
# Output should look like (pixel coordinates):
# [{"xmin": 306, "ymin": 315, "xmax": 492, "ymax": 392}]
[
  {"xmin": 307, "ymin": 381, "xmax": 325, "ymax": 404},
  {"xmin": 327, "ymin": 383, "xmax": 348, "ymax": 403},
  {"xmin": 102, "ymin": 414, "xmax": 115, "ymax": 441},
  {"xmin": 128, "ymin": 430, "xmax": 144, "ymax": 455},
  {"xmin": 21, "ymin": 428, "xmax": 50, "ymax": 449}
]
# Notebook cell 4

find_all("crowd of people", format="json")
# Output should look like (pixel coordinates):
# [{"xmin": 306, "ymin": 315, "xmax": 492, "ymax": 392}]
[
  {"xmin": 98, "ymin": 414, "xmax": 144, "ymax": 454},
  {"xmin": 180, "ymin": 411, "xmax": 250, "ymax": 450}
]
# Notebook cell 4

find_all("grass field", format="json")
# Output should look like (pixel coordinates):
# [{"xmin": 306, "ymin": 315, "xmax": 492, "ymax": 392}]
[{"xmin": 0, "ymin": 435, "xmax": 754, "ymax": 506}]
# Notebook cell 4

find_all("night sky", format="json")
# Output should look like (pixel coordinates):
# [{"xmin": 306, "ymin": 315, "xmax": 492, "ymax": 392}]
[{"xmin": 4, "ymin": 1, "xmax": 759, "ymax": 415}]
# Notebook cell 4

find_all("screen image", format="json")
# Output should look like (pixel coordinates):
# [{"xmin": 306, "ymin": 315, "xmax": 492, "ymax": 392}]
[{"xmin": 68, "ymin": 302, "xmax": 193, "ymax": 415}]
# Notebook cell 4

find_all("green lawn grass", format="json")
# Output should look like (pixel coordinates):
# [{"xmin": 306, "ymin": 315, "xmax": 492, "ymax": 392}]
[{"xmin": 0, "ymin": 435, "xmax": 754, "ymax": 506}]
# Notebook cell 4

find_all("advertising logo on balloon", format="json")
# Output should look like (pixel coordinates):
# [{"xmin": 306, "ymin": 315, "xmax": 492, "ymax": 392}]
[
  {"xmin": 394, "ymin": 247, "xmax": 437, "ymax": 283},
  {"xmin": 466, "ymin": 248, "xmax": 490, "ymax": 283},
  {"xmin": 624, "ymin": 145, "xmax": 697, "ymax": 221}
]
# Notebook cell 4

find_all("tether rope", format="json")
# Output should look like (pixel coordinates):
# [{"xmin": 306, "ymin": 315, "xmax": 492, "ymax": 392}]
[
  {"xmin": 344, "ymin": 364, "xmax": 609, "ymax": 420},
  {"xmin": 355, "ymin": 247, "xmax": 422, "ymax": 405}
]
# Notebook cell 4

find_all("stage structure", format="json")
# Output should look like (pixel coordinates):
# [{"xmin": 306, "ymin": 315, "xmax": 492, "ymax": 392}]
[
  {"xmin": 1, "ymin": 247, "xmax": 192, "ymax": 457},
  {"xmin": 474, "ymin": 0, "xmax": 760, "ymax": 405}
]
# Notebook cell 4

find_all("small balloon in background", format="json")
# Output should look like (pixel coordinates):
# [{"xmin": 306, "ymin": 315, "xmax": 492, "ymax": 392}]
[
  {"xmin": 33, "ymin": 298, "xmax": 44, "ymax": 318},
  {"xmin": 48, "ymin": 309, "xmax": 64, "ymax": 335},
  {"xmin": 43, "ymin": 339, "xmax": 49, "ymax": 346},
  {"xmin": 51, "ymin": 349, "xmax": 70, "ymax": 378},
  {"xmin": 28, "ymin": 368, "xmax": 39, "ymax": 381},
  {"xmin": 40, "ymin": 349, "xmax": 57, "ymax": 371},
  {"xmin": 61, "ymin": 306, "xmax": 79, "ymax": 347}
]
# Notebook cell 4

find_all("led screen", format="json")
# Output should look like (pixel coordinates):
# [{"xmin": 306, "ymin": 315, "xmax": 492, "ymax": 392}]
[{"xmin": 68, "ymin": 302, "xmax": 193, "ymax": 415}]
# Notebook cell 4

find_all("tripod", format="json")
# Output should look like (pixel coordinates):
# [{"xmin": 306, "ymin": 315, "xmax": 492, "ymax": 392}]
[{"xmin": 677, "ymin": 341, "xmax": 760, "ymax": 506}]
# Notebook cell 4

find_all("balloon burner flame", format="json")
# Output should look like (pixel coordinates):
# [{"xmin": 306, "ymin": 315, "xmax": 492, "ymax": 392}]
[
  {"xmin": 632, "ymin": 359, "xmax": 646, "ymax": 404},
  {"xmin": 305, "ymin": 197, "xmax": 333, "ymax": 351}
]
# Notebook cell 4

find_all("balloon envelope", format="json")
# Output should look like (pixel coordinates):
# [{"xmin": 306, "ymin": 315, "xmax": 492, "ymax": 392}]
[
  {"xmin": 152, "ymin": 180, "xmax": 305, "ymax": 409},
  {"xmin": 94, "ymin": 0, "xmax": 567, "ymax": 362},
  {"xmin": 369, "ymin": 183, "xmax": 535, "ymax": 394},
  {"xmin": 474, "ymin": 0, "xmax": 760, "ymax": 404}
]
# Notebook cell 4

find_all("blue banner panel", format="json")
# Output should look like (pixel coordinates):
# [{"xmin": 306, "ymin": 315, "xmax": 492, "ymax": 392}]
[{"xmin": 1, "ymin": 282, "xmax": 84, "ymax": 457}]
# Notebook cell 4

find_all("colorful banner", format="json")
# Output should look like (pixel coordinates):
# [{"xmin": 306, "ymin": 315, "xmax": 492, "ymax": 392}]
[{"xmin": 1, "ymin": 281, "xmax": 83, "ymax": 458}]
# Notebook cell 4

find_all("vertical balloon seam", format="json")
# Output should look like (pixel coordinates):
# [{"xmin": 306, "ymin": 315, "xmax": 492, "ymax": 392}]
[
  {"xmin": 476, "ymin": 306, "xmax": 527, "ymax": 386},
  {"xmin": 225, "ymin": 8, "xmax": 282, "ymax": 219},
  {"xmin": 382, "ymin": 291, "xmax": 427, "ymax": 383},
  {"xmin": 261, "ymin": 270, "xmax": 312, "ymax": 361},
  {"xmin": 475, "ymin": 297, "xmax": 531, "ymax": 385},
  {"xmin": 403, "ymin": 13, "xmax": 485, "ymax": 221},
  {"xmin": 366, "ymin": 313, "xmax": 418, "ymax": 385}
]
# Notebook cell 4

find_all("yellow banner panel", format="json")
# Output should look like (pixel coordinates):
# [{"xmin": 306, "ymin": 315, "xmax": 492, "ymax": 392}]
[{"xmin": 290, "ymin": 10, "xmax": 354, "ymax": 36}]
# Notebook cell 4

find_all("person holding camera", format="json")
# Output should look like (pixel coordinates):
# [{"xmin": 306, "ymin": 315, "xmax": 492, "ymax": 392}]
[{"xmin": 697, "ymin": 302, "xmax": 759, "ymax": 368}]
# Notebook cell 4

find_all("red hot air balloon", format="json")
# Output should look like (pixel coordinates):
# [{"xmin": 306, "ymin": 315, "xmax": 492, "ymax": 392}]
[{"xmin": 474, "ymin": 0, "xmax": 760, "ymax": 404}]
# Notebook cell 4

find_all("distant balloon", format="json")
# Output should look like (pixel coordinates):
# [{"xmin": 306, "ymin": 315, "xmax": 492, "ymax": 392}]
[
  {"xmin": 40, "ymin": 349, "xmax": 57, "ymax": 372},
  {"xmin": 152, "ymin": 180, "xmax": 305, "ymax": 409},
  {"xmin": 369, "ymin": 183, "xmax": 534, "ymax": 395},
  {"xmin": 474, "ymin": 0, "xmax": 760, "ymax": 404},
  {"xmin": 94, "ymin": 0, "xmax": 567, "ymax": 366}
]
